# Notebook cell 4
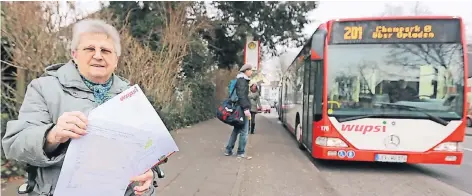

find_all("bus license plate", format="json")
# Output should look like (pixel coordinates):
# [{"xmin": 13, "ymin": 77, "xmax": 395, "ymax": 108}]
[{"xmin": 375, "ymin": 154, "xmax": 407, "ymax": 163}]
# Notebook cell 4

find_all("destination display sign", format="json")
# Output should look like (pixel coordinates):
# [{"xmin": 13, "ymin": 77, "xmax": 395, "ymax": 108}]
[{"xmin": 329, "ymin": 19, "xmax": 461, "ymax": 44}]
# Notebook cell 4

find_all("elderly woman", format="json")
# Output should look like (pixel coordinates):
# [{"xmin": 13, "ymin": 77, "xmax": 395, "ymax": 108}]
[
  {"xmin": 2, "ymin": 19, "xmax": 158, "ymax": 196},
  {"xmin": 248, "ymin": 83, "xmax": 261, "ymax": 134}
]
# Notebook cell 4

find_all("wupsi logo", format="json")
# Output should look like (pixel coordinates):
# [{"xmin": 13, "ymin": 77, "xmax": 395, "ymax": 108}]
[
  {"xmin": 341, "ymin": 124, "xmax": 386, "ymax": 134},
  {"xmin": 120, "ymin": 86, "xmax": 139, "ymax": 101}
]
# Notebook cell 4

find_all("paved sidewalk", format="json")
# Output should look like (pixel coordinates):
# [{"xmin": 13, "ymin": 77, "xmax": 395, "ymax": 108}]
[
  {"xmin": 1, "ymin": 116, "xmax": 339, "ymax": 196},
  {"xmin": 156, "ymin": 116, "xmax": 338, "ymax": 196},
  {"xmin": 466, "ymin": 128, "xmax": 472, "ymax": 136},
  {"xmin": 1, "ymin": 179, "xmax": 23, "ymax": 195}
]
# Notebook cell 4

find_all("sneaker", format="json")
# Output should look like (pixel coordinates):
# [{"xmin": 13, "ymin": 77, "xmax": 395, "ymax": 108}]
[
  {"xmin": 237, "ymin": 154, "xmax": 245, "ymax": 158},
  {"xmin": 224, "ymin": 152, "xmax": 233, "ymax": 156}
]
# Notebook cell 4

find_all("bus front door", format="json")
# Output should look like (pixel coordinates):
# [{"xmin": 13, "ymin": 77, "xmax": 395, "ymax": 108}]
[{"xmin": 302, "ymin": 57, "xmax": 314, "ymax": 150}]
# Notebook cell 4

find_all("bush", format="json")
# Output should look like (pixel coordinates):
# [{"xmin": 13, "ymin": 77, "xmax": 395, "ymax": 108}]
[
  {"xmin": 181, "ymin": 78, "xmax": 216, "ymax": 125},
  {"xmin": 1, "ymin": 113, "xmax": 26, "ymax": 183},
  {"xmin": 156, "ymin": 76, "xmax": 216, "ymax": 131}
]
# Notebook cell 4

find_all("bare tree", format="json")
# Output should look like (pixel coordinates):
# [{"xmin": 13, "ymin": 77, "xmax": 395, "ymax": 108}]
[
  {"xmin": 411, "ymin": 1, "xmax": 432, "ymax": 15},
  {"xmin": 273, "ymin": 50, "xmax": 298, "ymax": 79},
  {"xmin": 381, "ymin": 4, "xmax": 405, "ymax": 16},
  {"xmin": 381, "ymin": 1, "xmax": 432, "ymax": 16},
  {"xmin": 1, "ymin": 2, "xmax": 76, "ymax": 116},
  {"xmin": 103, "ymin": 2, "xmax": 210, "ymax": 107},
  {"xmin": 378, "ymin": 2, "xmax": 463, "ymax": 98},
  {"xmin": 273, "ymin": 55, "xmax": 286, "ymax": 80},
  {"xmin": 214, "ymin": 66, "xmax": 239, "ymax": 105}
]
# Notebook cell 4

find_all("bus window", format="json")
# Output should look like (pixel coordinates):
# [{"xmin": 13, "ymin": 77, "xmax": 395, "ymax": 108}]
[
  {"xmin": 326, "ymin": 43, "xmax": 464, "ymax": 120},
  {"xmin": 312, "ymin": 59, "xmax": 323, "ymax": 121}
]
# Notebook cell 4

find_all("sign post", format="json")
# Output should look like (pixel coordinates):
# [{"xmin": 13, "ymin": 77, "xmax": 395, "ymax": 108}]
[{"xmin": 244, "ymin": 39, "xmax": 260, "ymax": 71}]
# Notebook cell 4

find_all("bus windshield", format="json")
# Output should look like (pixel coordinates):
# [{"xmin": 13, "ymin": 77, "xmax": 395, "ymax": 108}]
[{"xmin": 326, "ymin": 43, "xmax": 465, "ymax": 120}]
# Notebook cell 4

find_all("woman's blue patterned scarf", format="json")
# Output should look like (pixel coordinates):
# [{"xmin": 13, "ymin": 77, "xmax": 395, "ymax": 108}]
[{"xmin": 80, "ymin": 74, "xmax": 113, "ymax": 105}]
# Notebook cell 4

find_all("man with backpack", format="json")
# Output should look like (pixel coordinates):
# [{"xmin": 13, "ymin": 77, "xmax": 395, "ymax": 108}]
[{"xmin": 224, "ymin": 64, "xmax": 253, "ymax": 158}]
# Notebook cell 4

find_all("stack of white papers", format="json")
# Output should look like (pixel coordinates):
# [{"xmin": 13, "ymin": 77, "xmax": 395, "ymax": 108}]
[{"xmin": 54, "ymin": 85, "xmax": 179, "ymax": 196}]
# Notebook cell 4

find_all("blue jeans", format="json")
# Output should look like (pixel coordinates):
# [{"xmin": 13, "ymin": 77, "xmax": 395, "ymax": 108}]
[{"xmin": 225, "ymin": 116, "xmax": 249, "ymax": 155}]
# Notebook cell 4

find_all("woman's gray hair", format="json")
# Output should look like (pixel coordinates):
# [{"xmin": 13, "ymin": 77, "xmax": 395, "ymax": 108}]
[{"xmin": 70, "ymin": 19, "xmax": 121, "ymax": 56}]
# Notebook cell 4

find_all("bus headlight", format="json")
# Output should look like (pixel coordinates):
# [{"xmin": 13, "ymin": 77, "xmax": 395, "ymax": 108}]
[
  {"xmin": 433, "ymin": 142, "xmax": 461, "ymax": 152},
  {"xmin": 315, "ymin": 137, "xmax": 348, "ymax": 147}
]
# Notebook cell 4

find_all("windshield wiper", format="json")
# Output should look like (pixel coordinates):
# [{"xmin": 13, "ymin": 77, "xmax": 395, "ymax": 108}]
[{"xmin": 375, "ymin": 102, "xmax": 449, "ymax": 126}]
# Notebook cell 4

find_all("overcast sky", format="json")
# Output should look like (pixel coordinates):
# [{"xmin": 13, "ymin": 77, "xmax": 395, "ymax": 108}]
[
  {"xmin": 68, "ymin": 0, "xmax": 472, "ymax": 80},
  {"xmin": 71, "ymin": 1, "xmax": 472, "ymax": 33}
]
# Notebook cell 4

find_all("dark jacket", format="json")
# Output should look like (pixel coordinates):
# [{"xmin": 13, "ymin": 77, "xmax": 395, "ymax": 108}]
[
  {"xmin": 235, "ymin": 73, "xmax": 251, "ymax": 110},
  {"xmin": 389, "ymin": 86, "xmax": 417, "ymax": 102}
]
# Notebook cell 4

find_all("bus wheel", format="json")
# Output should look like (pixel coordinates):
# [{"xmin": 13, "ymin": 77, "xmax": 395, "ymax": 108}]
[
  {"xmin": 295, "ymin": 123, "xmax": 305, "ymax": 151},
  {"xmin": 467, "ymin": 117, "xmax": 472, "ymax": 127}
]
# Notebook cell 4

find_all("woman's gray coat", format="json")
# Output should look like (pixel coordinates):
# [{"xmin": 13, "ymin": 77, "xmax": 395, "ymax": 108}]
[{"xmin": 2, "ymin": 60, "xmax": 158, "ymax": 196}]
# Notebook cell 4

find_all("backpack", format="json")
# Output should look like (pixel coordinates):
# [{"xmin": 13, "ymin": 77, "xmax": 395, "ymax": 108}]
[
  {"xmin": 216, "ymin": 79, "xmax": 245, "ymax": 127},
  {"xmin": 228, "ymin": 79, "xmax": 238, "ymax": 102}
]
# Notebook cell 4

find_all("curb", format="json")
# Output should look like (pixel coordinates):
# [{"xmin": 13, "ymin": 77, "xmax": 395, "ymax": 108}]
[
  {"xmin": 262, "ymin": 115, "xmax": 323, "ymax": 174},
  {"xmin": 466, "ymin": 133, "xmax": 472, "ymax": 136}
]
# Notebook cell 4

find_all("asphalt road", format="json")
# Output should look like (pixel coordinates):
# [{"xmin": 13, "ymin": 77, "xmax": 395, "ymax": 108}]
[
  {"xmin": 418, "ymin": 131, "xmax": 472, "ymax": 195},
  {"xmin": 264, "ymin": 110, "xmax": 472, "ymax": 196}
]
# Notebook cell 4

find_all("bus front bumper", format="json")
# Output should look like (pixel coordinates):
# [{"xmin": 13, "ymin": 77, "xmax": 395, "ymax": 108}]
[{"xmin": 312, "ymin": 146, "xmax": 463, "ymax": 165}]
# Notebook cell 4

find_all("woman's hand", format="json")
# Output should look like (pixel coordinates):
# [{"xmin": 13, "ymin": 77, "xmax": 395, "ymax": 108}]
[
  {"xmin": 244, "ymin": 109, "xmax": 251, "ymax": 117},
  {"xmin": 130, "ymin": 169, "xmax": 154, "ymax": 195},
  {"xmin": 46, "ymin": 111, "xmax": 88, "ymax": 145}
]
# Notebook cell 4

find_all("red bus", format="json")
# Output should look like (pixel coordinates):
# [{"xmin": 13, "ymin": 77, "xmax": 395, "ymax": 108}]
[{"xmin": 278, "ymin": 16, "xmax": 468, "ymax": 165}]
